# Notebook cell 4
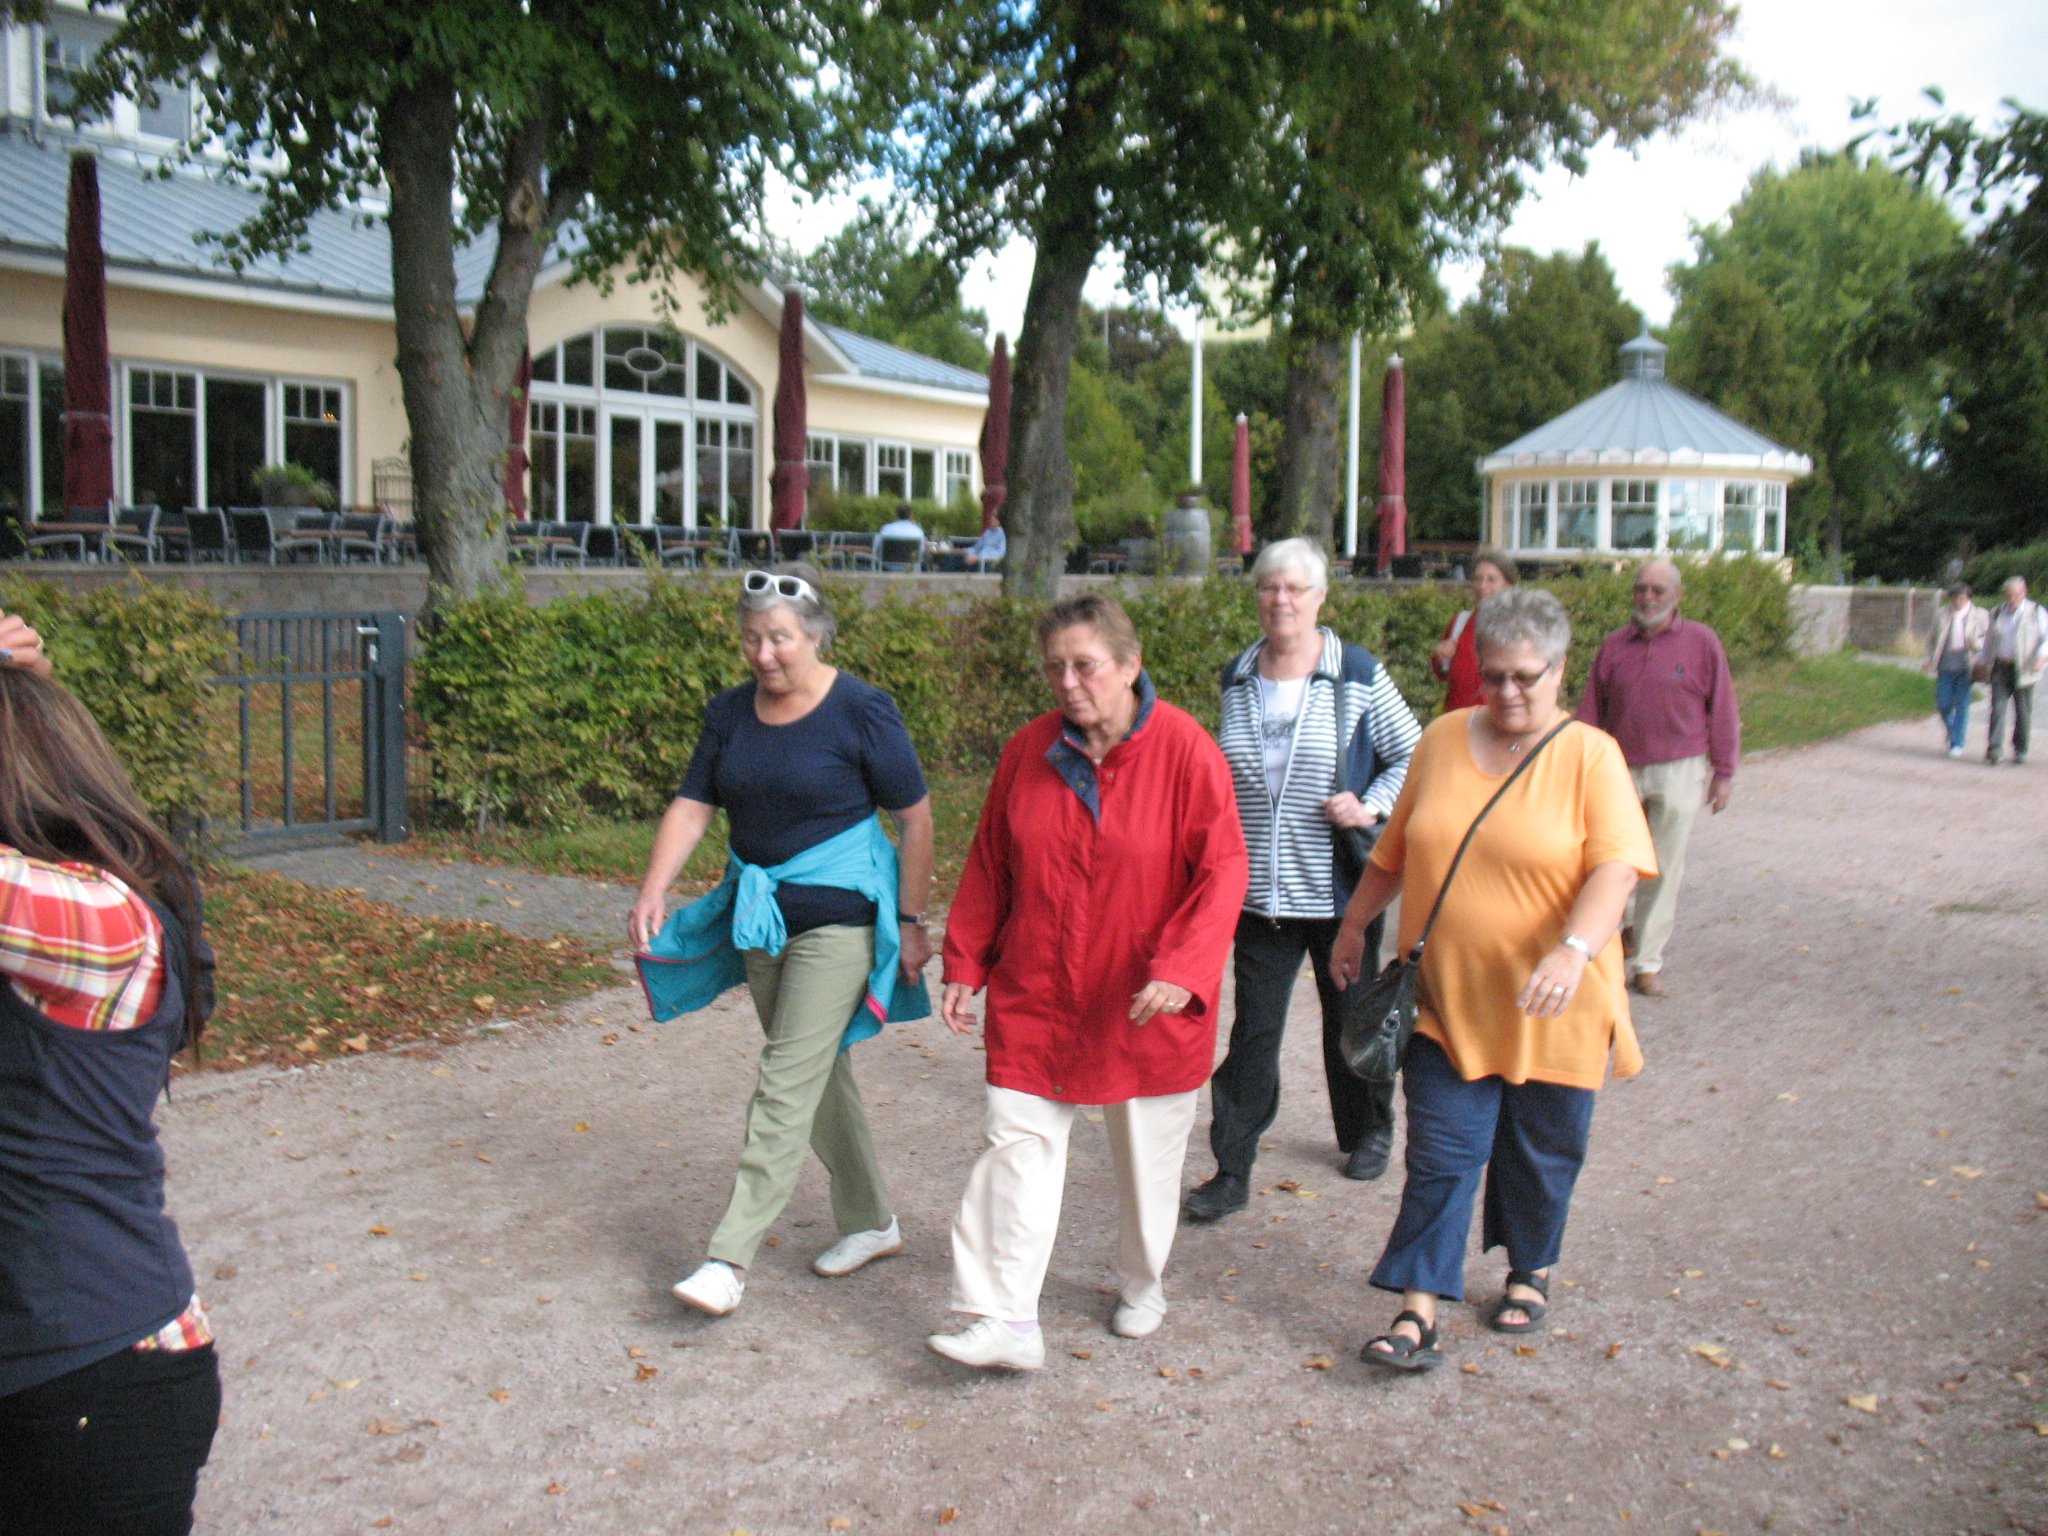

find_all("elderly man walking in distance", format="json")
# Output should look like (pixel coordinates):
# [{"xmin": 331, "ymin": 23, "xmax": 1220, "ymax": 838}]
[
  {"xmin": 1982, "ymin": 575, "xmax": 2046, "ymax": 766},
  {"xmin": 1574, "ymin": 559, "xmax": 1738, "ymax": 998}
]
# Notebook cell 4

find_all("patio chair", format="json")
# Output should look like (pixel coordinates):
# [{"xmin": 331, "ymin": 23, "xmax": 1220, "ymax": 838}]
[
  {"xmin": 182, "ymin": 508, "xmax": 231, "ymax": 563},
  {"xmin": 229, "ymin": 508, "xmax": 325, "ymax": 565},
  {"xmin": 774, "ymin": 528, "xmax": 819, "ymax": 563},
  {"xmin": 876, "ymin": 534, "xmax": 923, "ymax": 573},
  {"xmin": 614, "ymin": 525, "xmax": 663, "ymax": 567},
  {"xmin": 732, "ymin": 529, "xmax": 775, "ymax": 567},
  {"xmin": 27, "ymin": 505, "xmax": 110, "ymax": 561},
  {"xmin": 333, "ymin": 512, "xmax": 392, "ymax": 564},
  {"xmin": 525, "ymin": 520, "xmax": 589, "ymax": 566},
  {"xmin": 106, "ymin": 505, "xmax": 162, "ymax": 562}
]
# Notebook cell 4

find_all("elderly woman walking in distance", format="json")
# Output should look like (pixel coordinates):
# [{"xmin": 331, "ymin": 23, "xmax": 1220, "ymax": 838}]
[
  {"xmin": 1331, "ymin": 588, "xmax": 1655, "ymax": 1372},
  {"xmin": 928, "ymin": 594, "xmax": 1247, "ymax": 1370},
  {"xmin": 630, "ymin": 565, "xmax": 934, "ymax": 1319},
  {"xmin": 1182, "ymin": 537, "xmax": 1421, "ymax": 1226}
]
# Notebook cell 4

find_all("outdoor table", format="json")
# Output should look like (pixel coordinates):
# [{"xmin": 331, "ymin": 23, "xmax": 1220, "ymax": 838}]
[{"xmin": 27, "ymin": 522, "xmax": 114, "ymax": 559}]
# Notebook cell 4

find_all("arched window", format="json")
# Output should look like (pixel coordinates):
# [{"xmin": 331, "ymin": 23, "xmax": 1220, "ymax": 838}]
[{"xmin": 529, "ymin": 327, "xmax": 753, "ymax": 408}]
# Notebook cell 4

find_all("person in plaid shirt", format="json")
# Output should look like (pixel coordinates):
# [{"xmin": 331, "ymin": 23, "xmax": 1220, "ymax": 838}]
[{"xmin": 0, "ymin": 617, "xmax": 222, "ymax": 1536}]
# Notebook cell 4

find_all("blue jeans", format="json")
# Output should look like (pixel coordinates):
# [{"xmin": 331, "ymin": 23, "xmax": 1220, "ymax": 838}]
[
  {"xmin": 1369, "ymin": 1034, "xmax": 1595, "ymax": 1302},
  {"xmin": 1936, "ymin": 668, "xmax": 1972, "ymax": 750}
]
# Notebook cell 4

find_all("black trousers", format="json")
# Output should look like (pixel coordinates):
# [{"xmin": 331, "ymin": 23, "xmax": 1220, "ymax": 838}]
[
  {"xmin": 0, "ymin": 1344, "xmax": 219, "ymax": 1536},
  {"xmin": 1207, "ymin": 911, "xmax": 1393, "ymax": 1179},
  {"xmin": 1986, "ymin": 661, "xmax": 2032, "ymax": 760}
]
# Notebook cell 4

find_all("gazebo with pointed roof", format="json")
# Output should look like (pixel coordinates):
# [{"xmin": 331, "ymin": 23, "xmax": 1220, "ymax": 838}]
[{"xmin": 1475, "ymin": 330, "xmax": 1812, "ymax": 561}]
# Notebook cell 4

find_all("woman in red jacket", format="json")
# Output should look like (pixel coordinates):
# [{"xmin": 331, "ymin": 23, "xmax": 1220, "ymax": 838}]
[
  {"xmin": 1430, "ymin": 551, "xmax": 1516, "ymax": 711},
  {"xmin": 927, "ymin": 594, "xmax": 1248, "ymax": 1371}
]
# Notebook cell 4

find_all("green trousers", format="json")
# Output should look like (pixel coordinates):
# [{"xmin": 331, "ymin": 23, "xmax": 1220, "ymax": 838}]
[{"xmin": 705, "ymin": 924, "xmax": 893, "ymax": 1269}]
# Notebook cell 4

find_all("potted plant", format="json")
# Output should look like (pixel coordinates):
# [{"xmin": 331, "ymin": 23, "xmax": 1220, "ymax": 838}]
[{"xmin": 253, "ymin": 462, "xmax": 337, "ymax": 510}]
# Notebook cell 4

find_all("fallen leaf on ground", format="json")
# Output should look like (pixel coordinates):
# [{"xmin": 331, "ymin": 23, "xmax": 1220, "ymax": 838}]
[
  {"xmin": 1297, "ymin": 1419, "xmax": 1315, "ymax": 1428},
  {"xmin": 340, "ymin": 1034, "xmax": 370, "ymax": 1053},
  {"xmin": 829, "ymin": 1520, "xmax": 853, "ymax": 1531},
  {"xmin": 2031, "ymin": 1422, "xmax": 2048, "ymax": 1437},
  {"xmin": 1304, "ymin": 1357, "xmax": 1333, "ymax": 1370},
  {"xmin": 2034, "ymin": 1192, "xmax": 2048, "ymax": 1210},
  {"xmin": 367, "ymin": 1420, "xmax": 405, "ymax": 1435},
  {"xmin": 470, "ymin": 994, "xmax": 495, "ymax": 1012},
  {"xmin": 1688, "ymin": 1342, "xmax": 1729, "ymax": 1362},
  {"xmin": 636, "ymin": 1364, "xmax": 658, "ymax": 1381},
  {"xmin": 371, "ymin": 1522, "xmax": 391, "ymax": 1530},
  {"xmin": 214, "ymin": 1265, "xmax": 237, "ymax": 1281},
  {"xmin": 1951, "ymin": 1166, "xmax": 1984, "ymax": 1179},
  {"xmin": 1606, "ymin": 1342, "xmax": 1624, "ymax": 1360},
  {"xmin": 488, "ymin": 1390, "xmax": 511, "ymax": 1403},
  {"xmin": 1844, "ymin": 1393, "xmax": 1880, "ymax": 1414},
  {"xmin": 543, "ymin": 1483, "xmax": 564, "ymax": 1496},
  {"xmin": 428, "ymin": 1068, "xmax": 452, "ymax": 1078},
  {"xmin": 1682, "ymin": 1268, "xmax": 1704, "ymax": 1278},
  {"xmin": 393, "ymin": 1445, "xmax": 424, "ymax": 1464},
  {"xmin": 330, "ymin": 1378, "xmax": 360, "ymax": 1391},
  {"xmin": 1158, "ymin": 1366, "xmax": 1177, "ymax": 1378},
  {"xmin": 367, "ymin": 1226, "xmax": 390, "ymax": 1237},
  {"xmin": 1515, "ymin": 1345, "xmax": 1537, "ymax": 1357},
  {"xmin": 1767, "ymin": 1444, "xmax": 1787, "ymax": 1459},
  {"xmin": 1274, "ymin": 1178, "xmax": 1300, "ymax": 1192},
  {"xmin": 1766, "ymin": 1379, "xmax": 1792, "ymax": 1390},
  {"xmin": 1187, "ymin": 1368, "xmax": 1204, "ymax": 1378},
  {"xmin": 628, "ymin": 1347, "xmax": 647, "ymax": 1359},
  {"xmin": 1726, "ymin": 1438, "xmax": 1750, "ymax": 1451},
  {"xmin": 938, "ymin": 1512, "xmax": 959, "ymax": 1526},
  {"xmin": 1070, "ymin": 1351, "xmax": 1091, "ymax": 1360},
  {"xmin": 574, "ymin": 1122, "xmax": 590, "ymax": 1133},
  {"xmin": 1095, "ymin": 1400, "xmax": 1114, "ymax": 1411},
  {"xmin": 1461, "ymin": 1363, "xmax": 1484, "ymax": 1376}
]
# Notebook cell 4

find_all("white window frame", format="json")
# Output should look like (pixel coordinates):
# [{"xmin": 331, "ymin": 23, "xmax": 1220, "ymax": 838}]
[{"xmin": 944, "ymin": 448, "xmax": 975, "ymax": 506}]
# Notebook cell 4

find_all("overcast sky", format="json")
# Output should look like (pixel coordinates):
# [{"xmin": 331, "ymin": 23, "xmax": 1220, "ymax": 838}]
[{"xmin": 769, "ymin": 2, "xmax": 2046, "ymax": 343}]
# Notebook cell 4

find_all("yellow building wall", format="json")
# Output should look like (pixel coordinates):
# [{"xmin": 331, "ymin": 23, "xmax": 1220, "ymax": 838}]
[{"xmin": 1, "ymin": 259, "xmax": 985, "ymax": 523}]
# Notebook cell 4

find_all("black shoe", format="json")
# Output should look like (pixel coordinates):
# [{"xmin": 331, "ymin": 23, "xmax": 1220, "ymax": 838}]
[
  {"xmin": 1180, "ymin": 1173, "xmax": 1249, "ymax": 1224},
  {"xmin": 1342, "ymin": 1131, "xmax": 1392, "ymax": 1182}
]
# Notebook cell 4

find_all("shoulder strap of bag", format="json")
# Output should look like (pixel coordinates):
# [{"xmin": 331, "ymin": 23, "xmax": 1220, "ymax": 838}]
[{"xmin": 1406, "ymin": 717, "xmax": 1574, "ymax": 961}]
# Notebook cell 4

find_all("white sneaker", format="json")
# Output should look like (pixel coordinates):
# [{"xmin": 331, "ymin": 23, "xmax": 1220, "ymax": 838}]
[
  {"xmin": 1111, "ymin": 1299, "xmax": 1166, "ymax": 1338},
  {"xmin": 1948, "ymin": 746, "xmax": 1964, "ymax": 758},
  {"xmin": 812, "ymin": 1217, "xmax": 903, "ymax": 1277},
  {"xmin": 671, "ymin": 1260, "xmax": 744, "ymax": 1317},
  {"xmin": 926, "ymin": 1317, "xmax": 1046, "ymax": 1371}
]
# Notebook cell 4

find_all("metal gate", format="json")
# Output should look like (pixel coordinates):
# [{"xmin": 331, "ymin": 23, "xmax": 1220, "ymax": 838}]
[{"xmin": 212, "ymin": 611, "xmax": 408, "ymax": 846}]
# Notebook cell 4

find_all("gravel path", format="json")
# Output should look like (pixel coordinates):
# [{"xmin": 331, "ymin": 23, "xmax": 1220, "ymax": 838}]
[
  {"xmin": 176, "ymin": 715, "xmax": 2046, "ymax": 1534},
  {"xmin": 238, "ymin": 845, "xmax": 634, "ymax": 949}
]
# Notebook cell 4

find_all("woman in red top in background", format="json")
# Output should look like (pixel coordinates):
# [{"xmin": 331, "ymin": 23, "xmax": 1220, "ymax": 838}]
[
  {"xmin": 1431, "ymin": 551, "xmax": 1517, "ymax": 711},
  {"xmin": 0, "ymin": 621, "xmax": 221, "ymax": 1536},
  {"xmin": 927, "ymin": 594, "xmax": 1248, "ymax": 1372}
]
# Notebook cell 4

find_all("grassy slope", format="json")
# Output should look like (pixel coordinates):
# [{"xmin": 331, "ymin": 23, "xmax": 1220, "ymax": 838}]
[{"xmin": 1737, "ymin": 653, "xmax": 1935, "ymax": 754}]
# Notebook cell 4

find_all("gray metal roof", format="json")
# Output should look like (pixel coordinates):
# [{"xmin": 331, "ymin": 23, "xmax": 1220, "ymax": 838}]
[
  {"xmin": 1479, "ymin": 334, "xmax": 1813, "ymax": 476},
  {"xmin": 818, "ymin": 322, "xmax": 988, "ymax": 394},
  {"xmin": 0, "ymin": 126, "xmax": 499, "ymax": 305},
  {"xmin": 1, "ymin": 131, "xmax": 989, "ymax": 398}
]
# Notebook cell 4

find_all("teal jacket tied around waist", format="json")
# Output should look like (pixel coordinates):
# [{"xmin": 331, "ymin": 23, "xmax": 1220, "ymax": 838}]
[{"xmin": 634, "ymin": 816, "xmax": 931, "ymax": 1045}]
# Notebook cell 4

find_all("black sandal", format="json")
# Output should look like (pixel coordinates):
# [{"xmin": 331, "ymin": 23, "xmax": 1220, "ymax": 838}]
[
  {"xmin": 1487, "ymin": 1269, "xmax": 1550, "ymax": 1334},
  {"xmin": 1360, "ymin": 1310, "xmax": 1443, "ymax": 1373}
]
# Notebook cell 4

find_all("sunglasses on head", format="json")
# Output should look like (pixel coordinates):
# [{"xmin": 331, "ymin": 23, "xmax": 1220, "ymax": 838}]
[{"xmin": 742, "ymin": 570, "xmax": 818, "ymax": 605}]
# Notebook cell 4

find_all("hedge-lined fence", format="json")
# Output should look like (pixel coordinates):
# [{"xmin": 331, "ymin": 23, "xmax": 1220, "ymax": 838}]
[
  {"xmin": 0, "ymin": 576, "xmax": 231, "ymax": 830},
  {"xmin": 415, "ymin": 559, "xmax": 1795, "ymax": 830}
]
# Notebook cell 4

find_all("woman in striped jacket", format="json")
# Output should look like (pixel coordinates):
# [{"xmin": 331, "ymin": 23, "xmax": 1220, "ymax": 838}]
[{"xmin": 1182, "ymin": 539, "xmax": 1423, "ymax": 1224}]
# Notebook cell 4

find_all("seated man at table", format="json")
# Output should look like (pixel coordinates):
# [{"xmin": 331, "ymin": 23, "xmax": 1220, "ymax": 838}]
[
  {"xmin": 872, "ymin": 504, "xmax": 927, "ymax": 568},
  {"xmin": 963, "ymin": 523, "xmax": 1006, "ymax": 571}
]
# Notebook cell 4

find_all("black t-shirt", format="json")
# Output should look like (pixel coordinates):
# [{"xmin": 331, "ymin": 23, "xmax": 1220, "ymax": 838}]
[{"xmin": 678, "ymin": 672, "xmax": 927, "ymax": 936}]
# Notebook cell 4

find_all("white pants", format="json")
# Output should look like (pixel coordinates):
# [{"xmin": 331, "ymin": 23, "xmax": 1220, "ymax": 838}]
[
  {"xmin": 948, "ymin": 1085, "xmax": 1198, "ymax": 1322},
  {"xmin": 1628, "ymin": 753, "xmax": 1712, "ymax": 976}
]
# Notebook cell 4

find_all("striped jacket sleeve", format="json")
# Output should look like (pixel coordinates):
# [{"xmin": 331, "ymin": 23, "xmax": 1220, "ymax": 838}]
[{"xmin": 1356, "ymin": 668, "xmax": 1422, "ymax": 817}]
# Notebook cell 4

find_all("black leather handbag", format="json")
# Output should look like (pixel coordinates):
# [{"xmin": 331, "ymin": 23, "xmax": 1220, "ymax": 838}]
[{"xmin": 1338, "ymin": 718, "xmax": 1572, "ymax": 1082}]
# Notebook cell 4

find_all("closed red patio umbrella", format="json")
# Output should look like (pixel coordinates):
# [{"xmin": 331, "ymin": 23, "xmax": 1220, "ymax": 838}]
[
  {"xmin": 1374, "ymin": 353, "xmax": 1406, "ymax": 576},
  {"xmin": 504, "ymin": 348, "xmax": 532, "ymax": 519},
  {"xmin": 1230, "ymin": 412, "xmax": 1253, "ymax": 555},
  {"xmin": 979, "ymin": 333, "xmax": 1010, "ymax": 532},
  {"xmin": 770, "ymin": 289, "xmax": 808, "ymax": 530},
  {"xmin": 61, "ymin": 152, "xmax": 114, "ymax": 514}
]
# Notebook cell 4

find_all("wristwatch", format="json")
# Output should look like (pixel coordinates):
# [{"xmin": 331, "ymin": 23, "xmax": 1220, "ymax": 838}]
[
  {"xmin": 900, "ymin": 912, "xmax": 928, "ymax": 928},
  {"xmin": 1560, "ymin": 934, "xmax": 1592, "ymax": 960}
]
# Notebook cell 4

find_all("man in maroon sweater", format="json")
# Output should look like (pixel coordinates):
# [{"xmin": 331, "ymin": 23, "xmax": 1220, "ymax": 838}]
[{"xmin": 1574, "ymin": 559, "xmax": 1739, "ymax": 997}]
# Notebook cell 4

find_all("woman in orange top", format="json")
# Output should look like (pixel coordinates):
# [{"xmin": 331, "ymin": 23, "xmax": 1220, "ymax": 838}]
[
  {"xmin": 1331, "ymin": 587, "xmax": 1655, "ymax": 1372},
  {"xmin": 1428, "ymin": 551, "xmax": 1515, "ymax": 712}
]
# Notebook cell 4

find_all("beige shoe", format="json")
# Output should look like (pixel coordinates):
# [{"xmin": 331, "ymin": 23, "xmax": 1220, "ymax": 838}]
[
  {"xmin": 812, "ymin": 1218, "xmax": 902, "ymax": 1277},
  {"xmin": 671, "ymin": 1260, "xmax": 743, "ymax": 1316},
  {"xmin": 926, "ymin": 1318, "xmax": 1045, "ymax": 1371},
  {"xmin": 1111, "ymin": 1299, "xmax": 1165, "ymax": 1338}
]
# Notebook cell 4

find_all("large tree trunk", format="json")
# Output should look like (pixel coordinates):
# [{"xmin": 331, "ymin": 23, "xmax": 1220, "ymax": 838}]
[
  {"xmin": 999, "ymin": 223, "xmax": 1097, "ymax": 600},
  {"xmin": 1267, "ymin": 329, "xmax": 1346, "ymax": 549},
  {"xmin": 381, "ymin": 78, "xmax": 575, "ymax": 607}
]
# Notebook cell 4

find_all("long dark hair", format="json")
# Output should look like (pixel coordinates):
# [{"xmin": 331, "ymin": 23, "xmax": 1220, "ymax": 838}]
[{"xmin": 0, "ymin": 669, "xmax": 209, "ymax": 1046}]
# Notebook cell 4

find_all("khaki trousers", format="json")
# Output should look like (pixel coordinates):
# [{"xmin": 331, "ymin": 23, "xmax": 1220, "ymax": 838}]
[
  {"xmin": 705, "ymin": 925, "xmax": 892, "ymax": 1270},
  {"xmin": 1628, "ymin": 753, "xmax": 1712, "ymax": 977},
  {"xmin": 949, "ymin": 1086, "xmax": 1198, "ymax": 1322}
]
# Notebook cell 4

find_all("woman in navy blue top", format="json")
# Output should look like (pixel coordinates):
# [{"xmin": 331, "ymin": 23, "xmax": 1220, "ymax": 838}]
[{"xmin": 630, "ymin": 566, "xmax": 934, "ymax": 1318}]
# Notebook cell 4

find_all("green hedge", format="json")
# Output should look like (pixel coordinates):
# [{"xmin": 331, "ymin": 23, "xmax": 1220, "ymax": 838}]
[
  {"xmin": 1963, "ymin": 543, "xmax": 2048, "ymax": 597},
  {"xmin": 0, "ymin": 576, "xmax": 232, "ymax": 830},
  {"xmin": 416, "ymin": 558, "xmax": 1793, "ymax": 829}
]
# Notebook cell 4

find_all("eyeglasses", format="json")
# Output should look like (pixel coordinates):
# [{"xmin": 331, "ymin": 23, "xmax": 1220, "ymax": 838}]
[
  {"xmin": 742, "ymin": 570, "xmax": 818, "ymax": 605},
  {"xmin": 1042, "ymin": 655, "xmax": 1114, "ymax": 683},
  {"xmin": 1479, "ymin": 662, "xmax": 1557, "ymax": 693},
  {"xmin": 1255, "ymin": 582, "xmax": 1319, "ymax": 600}
]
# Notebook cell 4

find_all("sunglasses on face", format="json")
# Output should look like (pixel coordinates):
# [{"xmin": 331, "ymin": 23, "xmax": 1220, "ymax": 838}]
[
  {"xmin": 1479, "ymin": 662, "xmax": 1556, "ymax": 693},
  {"xmin": 742, "ymin": 570, "xmax": 818, "ymax": 605}
]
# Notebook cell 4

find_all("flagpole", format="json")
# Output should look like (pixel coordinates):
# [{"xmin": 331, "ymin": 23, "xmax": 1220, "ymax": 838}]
[{"xmin": 1344, "ymin": 331, "xmax": 1361, "ymax": 558}]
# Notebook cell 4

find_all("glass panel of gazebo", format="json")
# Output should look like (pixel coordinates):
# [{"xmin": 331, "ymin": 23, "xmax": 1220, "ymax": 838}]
[
  {"xmin": 1515, "ymin": 482, "xmax": 1551, "ymax": 549},
  {"xmin": 1611, "ymin": 479, "xmax": 1657, "ymax": 550},
  {"xmin": 1557, "ymin": 479, "xmax": 1598, "ymax": 549},
  {"xmin": 1721, "ymin": 482, "xmax": 1759, "ymax": 553},
  {"xmin": 1667, "ymin": 478, "xmax": 1714, "ymax": 552},
  {"xmin": 1762, "ymin": 483, "xmax": 1784, "ymax": 553}
]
